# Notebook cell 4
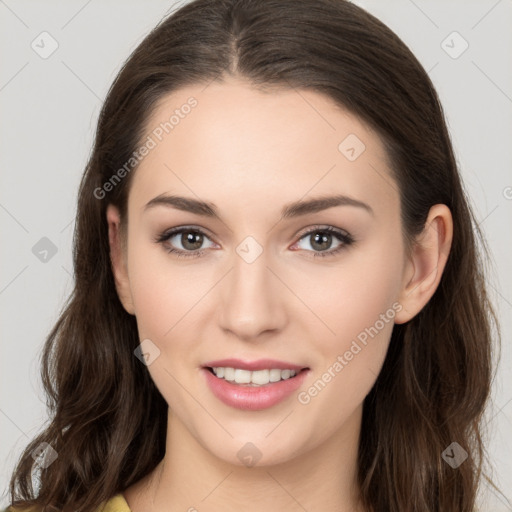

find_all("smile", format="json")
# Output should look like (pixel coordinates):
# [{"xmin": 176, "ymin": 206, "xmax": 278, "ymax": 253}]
[{"xmin": 202, "ymin": 367, "xmax": 310, "ymax": 411}]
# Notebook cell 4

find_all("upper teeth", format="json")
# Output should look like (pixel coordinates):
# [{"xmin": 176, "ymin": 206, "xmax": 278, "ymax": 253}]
[{"xmin": 212, "ymin": 367, "xmax": 298, "ymax": 385}]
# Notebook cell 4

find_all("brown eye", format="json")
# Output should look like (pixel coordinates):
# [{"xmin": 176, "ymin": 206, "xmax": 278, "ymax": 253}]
[
  {"xmin": 293, "ymin": 226, "xmax": 354, "ymax": 259},
  {"xmin": 155, "ymin": 226, "xmax": 216, "ymax": 258},
  {"xmin": 179, "ymin": 230, "xmax": 204, "ymax": 251}
]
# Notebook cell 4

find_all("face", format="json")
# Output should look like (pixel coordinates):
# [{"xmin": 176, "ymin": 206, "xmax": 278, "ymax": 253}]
[{"xmin": 107, "ymin": 75, "xmax": 425, "ymax": 467}]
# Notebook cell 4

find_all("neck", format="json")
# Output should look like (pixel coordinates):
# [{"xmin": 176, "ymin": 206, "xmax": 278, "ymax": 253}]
[{"xmin": 125, "ymin": 404, "xmax": 365, "ymax": 512}]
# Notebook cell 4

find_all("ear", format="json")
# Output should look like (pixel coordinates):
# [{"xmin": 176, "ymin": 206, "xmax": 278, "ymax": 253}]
[
  {"xmin": 106, "ymin": 204, "xmax": 135, "ymax": 315},
  {"xmin": 394, "ymin": 204, "xmax": 453, "ymax": 324}
]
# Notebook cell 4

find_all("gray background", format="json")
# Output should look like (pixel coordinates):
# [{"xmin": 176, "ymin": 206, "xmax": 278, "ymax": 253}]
[{"xmin": 1, "ymin": 0, "xmax": 511, "ymax": 509}]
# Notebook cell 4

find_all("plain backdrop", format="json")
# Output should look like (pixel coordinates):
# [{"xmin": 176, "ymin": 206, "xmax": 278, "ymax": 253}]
[{"xmin": 1, "ymin": 0, "xmax": 511, "ymax": 510}]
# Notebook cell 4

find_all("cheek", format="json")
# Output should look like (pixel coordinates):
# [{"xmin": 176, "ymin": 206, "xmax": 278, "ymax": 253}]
[
  {"xmin": 125, "ymin": 227, "xmax": 215, "ymax": 338},
  {"xmin": 295, "ymin": 233, "xmax": 403, "ymax": 396},
  {"xmin": 299, "ymin": 233, "xmax": 403, "ymax": 340}
]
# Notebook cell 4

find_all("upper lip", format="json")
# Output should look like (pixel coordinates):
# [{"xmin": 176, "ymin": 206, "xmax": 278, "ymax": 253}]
[{"xmin": 202, "ymin": 358, "xmax": 309, "ymax": 371}]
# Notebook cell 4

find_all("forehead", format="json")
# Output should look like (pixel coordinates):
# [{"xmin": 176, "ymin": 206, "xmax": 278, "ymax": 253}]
[{"xmin": 128, "ymin": 77, "xmax": 397, "ymax": 219}]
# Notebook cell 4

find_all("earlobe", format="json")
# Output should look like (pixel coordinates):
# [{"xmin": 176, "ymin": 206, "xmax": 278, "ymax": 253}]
[
  {"xmin": 106, "ymin": 204, "xmax": 136, "ymax": 315},
  {"xmin": 394, "ymin": 204, "xmax": 453, "ymax": 324}
]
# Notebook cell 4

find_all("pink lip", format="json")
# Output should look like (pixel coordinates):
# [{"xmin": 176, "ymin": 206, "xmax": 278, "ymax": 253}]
[
  {"xmin": 202, "ymin": 358, "xmax": 308, "ymax": 371},
  {"xmin": 201, "ymin": 367, "xmax": 310, "ymax": 411}
]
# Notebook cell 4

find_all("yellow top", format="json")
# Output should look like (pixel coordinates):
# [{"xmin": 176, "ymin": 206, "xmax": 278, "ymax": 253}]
[
  {"xmin": 4, "ymin": 493, "xmax": 131, "ymax": 512},
  {"xmin": 98, "ymin": 494, "xmax": 131, "ymax": 512}
]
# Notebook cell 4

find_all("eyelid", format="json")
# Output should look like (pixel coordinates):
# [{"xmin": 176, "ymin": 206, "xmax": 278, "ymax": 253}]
[
  {"xmin": 154, "ymin": 225, "xmax": 216, "ymax": 243},
  {"xmin": 291, "ymin": 225, "xmax": 354, "ymax": 257},
  {"xmin": 154, "ymin": 224, "xmax": 354, "ymax": 258},
  {"xmin": 295, "ymin": 224, "xmax": 351, "ymax": 239},
  {"xmin": 155, "ymin": 224, "xmax": 350, "ymax": 242}
]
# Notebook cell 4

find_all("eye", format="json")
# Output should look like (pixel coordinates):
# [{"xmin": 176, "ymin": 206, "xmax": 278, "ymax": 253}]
[
  {"xmin": 154, "ymin": 224, "xmax": 355, "ymax": 259},
  {"xmin": 292, "ymin": 225, "xmax": 354, "ymax": 258},
  {"xmin": 154, "ymin": 226, "xmax": 216, "ymax": 259}
]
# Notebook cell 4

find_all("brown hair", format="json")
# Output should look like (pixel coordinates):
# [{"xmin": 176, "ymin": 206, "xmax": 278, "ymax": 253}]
[{"xmin": 7, "ymin": 0, "xmax": 500, "ymax": 511}]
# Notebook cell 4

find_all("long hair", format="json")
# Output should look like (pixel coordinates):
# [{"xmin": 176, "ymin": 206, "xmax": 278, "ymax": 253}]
[{"xmin": 7, "ymin": 1, "xmax": 499, "ymax": 511}]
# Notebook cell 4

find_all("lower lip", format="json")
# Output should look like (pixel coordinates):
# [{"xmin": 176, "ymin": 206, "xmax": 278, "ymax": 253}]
[{"xmin": 202, "ymin": 368, "xmax": 310, "ymax": 411}]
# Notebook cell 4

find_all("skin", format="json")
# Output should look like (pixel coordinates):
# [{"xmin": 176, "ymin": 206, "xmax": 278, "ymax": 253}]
[{"xmin": 107, "ymin": 75, "xmax": 453, "ymax": 512}]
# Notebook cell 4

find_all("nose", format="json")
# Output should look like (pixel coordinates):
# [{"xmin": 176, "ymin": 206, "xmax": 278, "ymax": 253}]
[{"xmin": 218, "ymin": 243, "xmax": 287, "ymax": 342}]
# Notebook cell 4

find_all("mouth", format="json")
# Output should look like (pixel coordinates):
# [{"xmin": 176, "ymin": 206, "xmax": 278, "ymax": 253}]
[
  {"xmin": 201, "ymin": 364, "xmax": 311, "ymax": 411},
  {"xmin": 203, "ymin": 366, "xmax": 310, "ymax": 387}
]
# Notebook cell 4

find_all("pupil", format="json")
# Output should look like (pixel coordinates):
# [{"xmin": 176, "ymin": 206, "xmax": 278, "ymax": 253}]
[
  {"xmin": 182, "ymin": 231, "xmax": 203, "ymax": 250},
  {"xmin": 311, "ymin": 232, "xmax": 331, "ymax": 251}
]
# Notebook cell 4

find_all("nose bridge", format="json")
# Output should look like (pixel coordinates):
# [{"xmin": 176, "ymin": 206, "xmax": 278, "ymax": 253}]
[{"xmin": 218, "ymin": 235, "xmax": 285, "ymax": 339}]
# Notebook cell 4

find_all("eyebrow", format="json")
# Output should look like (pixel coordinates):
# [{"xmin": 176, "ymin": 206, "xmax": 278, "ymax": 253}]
[{"xmin": 143, "ymin": 193, "xmax": 374, "ymax": 219}]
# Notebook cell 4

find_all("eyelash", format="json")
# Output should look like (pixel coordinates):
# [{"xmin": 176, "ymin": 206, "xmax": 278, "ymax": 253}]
[{"xmin": 153, "ymin": 225, "xmax": 355, "ymax": 260}]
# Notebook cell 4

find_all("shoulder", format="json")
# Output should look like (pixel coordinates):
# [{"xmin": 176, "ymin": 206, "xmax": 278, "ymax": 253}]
[
  {"xmin": 99, "ymin": 493, "xmax": 132, "ymax": 512},
  {"xmin": 2, "ymin": 493, "xmax": 131, "ymax": 512},
  {"xmin": 2, "ymin": 505, "xmax": 40, "ymax": 512}
]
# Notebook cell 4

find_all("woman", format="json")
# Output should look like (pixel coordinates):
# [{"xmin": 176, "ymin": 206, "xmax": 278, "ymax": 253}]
[{"xmin": 5, "ymin": 0, "xmax": 499, "ymax": 511}]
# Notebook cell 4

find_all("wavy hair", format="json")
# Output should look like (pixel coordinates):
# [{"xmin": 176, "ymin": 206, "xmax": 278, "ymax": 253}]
[{"xmin": 7, "ymin": 0, "xmax": 500, "ymax": 511}]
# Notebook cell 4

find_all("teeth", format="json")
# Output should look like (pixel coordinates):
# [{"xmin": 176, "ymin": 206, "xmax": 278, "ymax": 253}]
[{"xmin": 211, "ymin": 367, "xmax": 298, "ymax": 386}]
